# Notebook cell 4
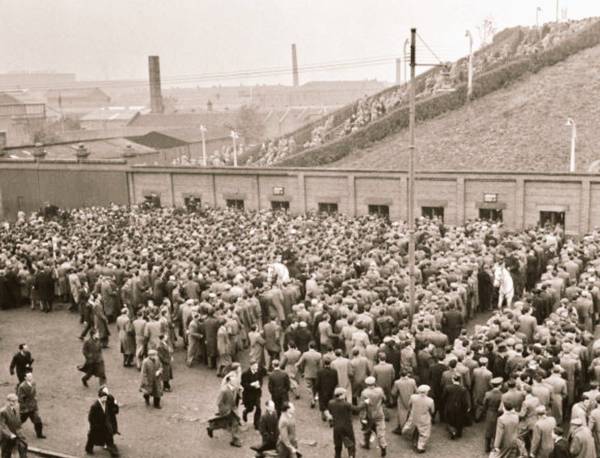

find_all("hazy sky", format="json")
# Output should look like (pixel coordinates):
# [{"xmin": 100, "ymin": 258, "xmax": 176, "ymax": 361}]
[{"xmin": 1, "ymin": 0, "xmax": 599, "ymax": 86}]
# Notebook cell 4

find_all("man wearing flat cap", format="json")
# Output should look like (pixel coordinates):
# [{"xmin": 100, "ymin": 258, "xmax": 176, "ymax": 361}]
[
  {"xmin": 140, "ymin": 349, "xmax": 163, "ymax": 409},
  {"xmin": 482, "ymin": 377, "xmax": 504, "ymax": 453},
  {"xmin": 360, "ymin": 376, "xmax": 387, "ymax": 457},
  {"xmin": 402, "ymin": 385, "xmax": 434, "ymax": 453},
  {"xmin": 327, "ymin": 387, "xmax": 365, "ymax": 458}
]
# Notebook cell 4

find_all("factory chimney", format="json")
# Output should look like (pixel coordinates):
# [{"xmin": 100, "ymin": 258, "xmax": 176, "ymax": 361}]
[
  {"xmin": 291, "ymin": 44, "xmax": 299, "ymax": 87},
  {"xmin": 148, "ymin": 56, "xmax": 164, "ymax": 113},
  {"xmin": 395, "ymin": 58, "xmax": 402, "ymax": 85}
]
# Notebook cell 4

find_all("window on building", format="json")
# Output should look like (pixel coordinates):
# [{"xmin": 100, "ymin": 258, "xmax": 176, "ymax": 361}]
[
  {"xmin": 479, "ymin": 208, "xmax": 503, "ymax": 222},
  {"xmin": 183, "ymin": 196, "xmax": 201, "ymax": 212},
  {"xmin": 143, "ymin": 193, "xmax": 161, "ymax": 209},
  {"xmin": 226, "ymin": 199, "xmax": 245, "ymax": 210},
  {"xmin": 368, "ymin": 204, "xmax": 390, "ymax": 217},
  {"xmin": 318, "ymin": 202, "xmax": 338, "ymax": 214},
  {"xmin": 540, "ymin": 211, "xmax": 565, "ymax": 228},
  {"xmin": 422, "ymin": 206, "xmax": 444, "ymax": 221},
  {"xmin": 271, "ymin": 201, "xmax": 290, "ymax": 212}
]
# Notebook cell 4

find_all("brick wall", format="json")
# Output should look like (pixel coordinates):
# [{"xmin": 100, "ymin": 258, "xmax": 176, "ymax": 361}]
[{"xmin": 3, "ymin": 161, "xmax": 600, "ymax": 236}]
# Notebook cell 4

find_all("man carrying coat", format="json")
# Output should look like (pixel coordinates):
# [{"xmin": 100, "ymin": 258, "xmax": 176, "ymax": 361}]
[
  {"xmin": 207, "ymin": 374, "xmax": 242, "ymax": 448},
  {"xmin": 402, "ymin": 384, "xmax": 435, "ymax": 453}
]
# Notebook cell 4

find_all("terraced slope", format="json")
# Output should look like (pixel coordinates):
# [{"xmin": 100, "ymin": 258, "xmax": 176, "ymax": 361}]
[{"xmin": 331, "ymin": 43, "xmax": 600, "ymax": 172}]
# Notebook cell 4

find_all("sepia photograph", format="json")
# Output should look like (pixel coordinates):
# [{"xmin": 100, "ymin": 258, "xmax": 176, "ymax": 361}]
[{"xmin": 2, "ymin": 0, "xmax": 600, "ymax": 457}]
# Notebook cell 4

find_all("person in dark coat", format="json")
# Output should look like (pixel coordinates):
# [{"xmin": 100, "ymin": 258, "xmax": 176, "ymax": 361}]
[
  {"xmin": 267, "ymin": 360, "xmax": 290, "ymax": 417},
  {"xmin": 478, "ymin": 266, "xmax": 494, "ymax": 312},
  {"xmin": 79, "ymin": 331, "xmax": 107, "ymax": 387},
  {"xmin": 328, "ymin": 387, "xmax": 364, "ymax": 458},
  {"xmin": 442, "ymin": 375, "xmax": 471, "ymax": 439},
  {"xmin": 250, "ymin": 400, "xmax": 279, "ymax": 457},
  {"xmin": 85, "ymin": 387, "xmax": 119, "ymax": 457},
  {"xmin": 315, "ymin": 356, "xmax": 339, "ymax": 422},
  {"xmin": 429, "ymin": 356, "xmax": 447, "ymax": 422},
  {"xmin": 241, "ymin": 360, "xmax": 266, "ymax": 430},
  {"xmin": 550, "ymin": 426, "xmax": 569, "ymax": 458},
  {"xmin": 9, "ymin": 344, "xmax": 34, "ymax": 388},
  {"xmin": 33, "ymin": 266, "xmax": 54, "ymax": 313},
  {"xmin": 441, "ymin": 303, "xmax": 463, "ymax": 344},
  {"xmin": 204, "ymin": 311, "xmax": 219, "ymax": 370},
  {"xmin": 17, "ymin": 372, "xmax": 45, "ymax": 439}
]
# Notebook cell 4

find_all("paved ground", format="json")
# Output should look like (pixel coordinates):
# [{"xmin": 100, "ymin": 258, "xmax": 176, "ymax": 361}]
[{"xmin": 0, "ymin": 305, "xmax": 491, "ymax": 458}]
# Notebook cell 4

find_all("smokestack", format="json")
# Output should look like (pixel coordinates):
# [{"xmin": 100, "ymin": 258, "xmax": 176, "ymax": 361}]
[
  {"xmin": 291, "ymin": 44, "xmax": 299, "ymax": 87},
  {"xmin": 148, "ymin": 56, "xmax": 164, "ymax": 114},
  {"xmin": 395, "ymin": 58, "xmax": 402, "ymax": 85}
]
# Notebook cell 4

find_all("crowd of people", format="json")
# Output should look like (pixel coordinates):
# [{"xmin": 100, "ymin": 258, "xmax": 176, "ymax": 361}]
[{"xmin": 2, "ymin": 205, "xmax": 600, "ymax": 457}]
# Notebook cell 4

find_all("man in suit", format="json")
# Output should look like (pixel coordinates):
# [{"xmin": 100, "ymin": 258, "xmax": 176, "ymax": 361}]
[
  {"xmin": 250, "ymin": 400, "xmax": 279, "ymax": 458},
  {"xmin": 328, "ymin": 387, "xmax": 364, "ymax": 458},
  {"xmin": 518, "ymin": 306, "xmax": 537, "ymax": 343},
  {"xmin": 471, "ymin": 357, "xmax": 492, "ymax": 422},
  {"xmin": 268, "ymin": 359, "xmax": 290, "ymax": 417},
  {"xmin": 493, "ymin": 401, "xmax": 520, "ymax": 457},
  {"xmin": 263, "ymin": 318, "xmax": 281, "ymax": 370},
  {"xmin": 0, "ymin": 393, "xmax": 27, "ymax": 458},
  {"xmin": 482, "ymin": 377, "xmax": 504, "ymax": 452},
  {"xmin": 241, "ymin": 360, "xmax": 266, "ymax": 429},
  {"xmin": 402, "ymin": 384, "xmax": 435, "ymax": 453},
  {"xmin": 85, "ymin": 388, "xmax": 119, "ymax": 457},
  {"xmin": 80, "ymin": 331, "xmax": 107, "ymax": 387},
  {"xmin": 315, "ymin": 356, "xmax": 339, "ymax": 422},
  {"xmin": 296, "ymin": 342, "xmax": 322, "ymax": 408},
  {"xmin": 17, "ymin": 372, "xmax": 45, "ymax": 439},
  {"xmin": 207, "ymin": 375, "xmax": 242, "ymax": 448},
  {"xmin": 9, "ymin": 344, "xmax": 34, "ymax": 389}
]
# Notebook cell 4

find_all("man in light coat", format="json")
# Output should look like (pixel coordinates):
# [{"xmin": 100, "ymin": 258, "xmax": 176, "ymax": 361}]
[
  {"xmin": 530, "ymin": 406, "xmax": 556, "ymax": 458},
  {"xmin": 569, "ymin": 417, "xmax": 596, "ymax": 458},
  {"xmin": 402, "ymin": 384, "xmax": 434, "ymax": 453},
  {"xmin": 391, "ymin": 370, "xmax": 417, "ymax": 434},
  {"xmin": 493, "ymin": 401, "xmax": 520, "ymax": 457},
  {"xmin": 140, "ymin": 349, "xmax": 163, "ymax": 409}
]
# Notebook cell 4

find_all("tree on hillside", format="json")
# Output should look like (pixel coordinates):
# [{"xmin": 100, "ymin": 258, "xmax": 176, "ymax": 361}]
[{"xmin": 234, "ymin": 105, "xmax": 265, "ymax": 144}]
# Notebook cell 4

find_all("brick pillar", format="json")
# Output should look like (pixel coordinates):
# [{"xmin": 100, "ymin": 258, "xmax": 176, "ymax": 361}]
[
  {"xmin": 211, "ymin": 173, "xmax": 217, "ymax": 207},
  {"xmin": 297, "ymin": 173, "xmax": 306, "ymax": 214},
  {"xmin": 347, "ymin": 175, "xmax": 356, "ymax": 216},
  {"xmin": 581, "ymin": 179, "xmax": 591, "ymax": 234},
  {"xmin": 255, "ymin": 174, "xmax": 261, "ymax": 211},
  {"xmin": 515, "ymin": 178, "xmax": 525, "ymax": 230},
  {"xmin": 456, "ymin": 177, "xmax": 465, "ymax": 226},
  {"xmin": 400, "ymin": 176, "xmax": 408, "ymax": 223},
  {"xmin": 168, "ymin": 173, "xmax": 175, "ymax": 206}
]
